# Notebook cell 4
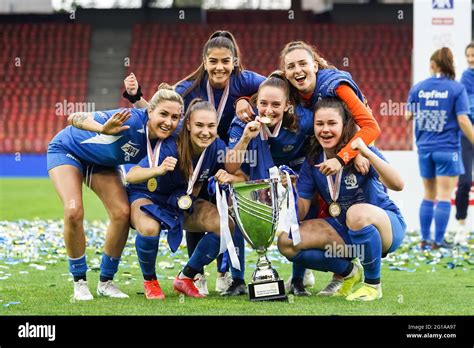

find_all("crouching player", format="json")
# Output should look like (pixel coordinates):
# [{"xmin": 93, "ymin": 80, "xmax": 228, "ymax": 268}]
[
  {"xmin": 278, "ymin": 98, "xmax": 406, "ymax": 301},
  {"xmin": 126, "ymin": 99, "xmax": 246, "ymax": 299}
]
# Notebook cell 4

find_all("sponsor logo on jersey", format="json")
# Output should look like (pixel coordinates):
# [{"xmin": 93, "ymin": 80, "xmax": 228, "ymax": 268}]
[
  {"xmin": 282, "ymin": 145, "xmax": 294, "ymax": 153},
  {"xmin": 121, "ymin": 142, "xmax": 140, "ymax": 162},
  {"xmin": 198, "ymin": 169, "xmax": 210, "ymax": 182}
]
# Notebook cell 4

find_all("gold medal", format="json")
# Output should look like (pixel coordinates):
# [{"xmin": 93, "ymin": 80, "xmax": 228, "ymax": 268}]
[
  {"xmin": 147, "ymin": 178, "xmax": 157, "ymax": 192},
  {"xmin": 329, "ymin": 202, "xmax": 341, "ymax": 218},
  {"xmin": 177, "ymin": 194, "xmax": 193, "ymax": 210},
  {"xmin": 259, "ymin": 116, "xmax": 271, "ymax": 124}
]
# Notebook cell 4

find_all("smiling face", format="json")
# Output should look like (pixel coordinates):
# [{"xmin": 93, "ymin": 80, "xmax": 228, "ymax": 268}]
[
  {"xmin": 147, "ymin": 100, "xmax": 182, "ymax": 139},
  {"xmin": 314, "ymin": 107, "xmax": 344, "ymax": 150},
  {"xmin": 466, "ymin": 47, "xmax": 474, "ymax": 69},
  {"xmin": 256, "ymin": 85, "xmax": 289, "ymax": 128},
  {"xmin": 186, "ymin": 109, "xmax": 218, "ymax": 154},
  {"xmin": 204, "ymin": 47, "xmax": 234, "ymax": 89},
  {"xmin": 284, "ymin": 48, "xmax": 318, "ymax": 94}
]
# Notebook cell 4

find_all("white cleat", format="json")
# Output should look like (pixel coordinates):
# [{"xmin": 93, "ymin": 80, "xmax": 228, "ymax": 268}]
[
  {"xmin": 194, "ymin": 273, "xmax": 209, "ymax": 295},
  {"xmin": 453, "ymin": 230, "xmax": 469, "ymax": 246},
  {"xmin": 317, "ymin": 276, "xmax": 343, "ymax": 296},
  {"xmin": 303, "ymin": 269, "xmax": 315, "ymax": 288},
  {"xmin": 215, "ymin": 272, "xmax": 232, "ymax": 293},
  {"xmin": 73, "ymin": 279, "xmax": 93, "ymax": 301},
  {"xmin": 97, "ymin": 280, "xmax": 129, "ymax": 298}
]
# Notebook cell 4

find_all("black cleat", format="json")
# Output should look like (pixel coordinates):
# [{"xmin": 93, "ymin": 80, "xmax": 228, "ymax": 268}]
[
  {"xmin": 221, "ymin": 279, "xmax": 248, "ymax": 296},
  {"xmin": 289, "ymin": 278, "xmax": 311, "ymax": 296}
]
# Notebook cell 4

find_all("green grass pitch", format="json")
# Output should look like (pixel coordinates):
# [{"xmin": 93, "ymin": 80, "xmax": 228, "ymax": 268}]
[{"xmin": 0, "ymin": 178, "xmax": 473, "ymax": 315}]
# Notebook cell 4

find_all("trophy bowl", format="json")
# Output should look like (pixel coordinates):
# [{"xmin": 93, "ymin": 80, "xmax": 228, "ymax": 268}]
[{"xmin": 229, "ymin": 178, "xmax": 287, "ymax": 301}]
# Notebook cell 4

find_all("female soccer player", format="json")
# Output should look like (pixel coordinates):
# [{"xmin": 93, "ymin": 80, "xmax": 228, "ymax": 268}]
[
  {"xmin": 126, "ymin": 99, "xmax": 246, "ymax": 299},
  {"xmin": 227, "ymin": 71, "xmax": 325, "ymax": 296},
  {"xmin": 278, "ymin": 97, "xmax": 406, "ymax": 301},
  {"xmin": 406, "ymin": 47, "xmax": 473, "ymax": 249},
  {"xmin": 235, "ymin": 41, "xmax": 379, "ymax": 295},
  {"xmin": 124, "ymin": 30, "xmax": 265, "ymax": 294},
  {"xmin": 454, "ymin": 43, "xmax": 474, "ymax": 245},
  {"xmin": 47, "ymin": 85, "xmax": 184, "ymax": 300}
]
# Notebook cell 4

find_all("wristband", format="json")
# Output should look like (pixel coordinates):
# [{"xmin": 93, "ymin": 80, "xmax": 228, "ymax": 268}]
[
  {"xmin": 335, "ymin": 155, "xmax": 346, "ymax": 167},
  {"xmin": 123, "ymin": 85, "xmax": 143, "ymax": 103}
]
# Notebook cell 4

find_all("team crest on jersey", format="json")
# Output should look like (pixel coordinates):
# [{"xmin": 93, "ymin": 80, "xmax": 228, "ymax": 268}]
[
  {"xmin": 344, "ymin": 174, "xmax": 358, "ymax": 189},
  {"xmin": 282, "ymin": 145, "xmax": 294, "ymax": 153},
  {"xmin": 121, "ymin": 142, "xmax": 140, "ymax": 162}
]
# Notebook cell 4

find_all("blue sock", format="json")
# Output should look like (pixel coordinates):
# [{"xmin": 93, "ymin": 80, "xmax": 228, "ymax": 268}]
[
  {"xmin": 434, "ymin": 201, "xmax": 451, "ymax": 244},
  {"xmin": 135, "ymin": 233, "xmax": 159, "ymax": 279},
  {"xmin": 230, "ymin": 226, "xmax": 245, "ymax": 280},
  {"xmin": 100, "ymin": 252, "xmax": 121, "ymax": 282},
  {"xmin": 290, "ymin": 249, "xmax": 350, "ymax": 274},
  {"xmin": 187, "ymin": 233, "xmax": 220, "ymax": 272},
  {"xmin": 348, "ymin": 225, "xmax": 381, "ymax": 283},
  {"xmin": 292, "ymin": 263, "xmax": 306, "ymax": 279},
  {"xmin": 68, "ymin": 254, "xmax": 88, "ymax": 280},
  {"xmin": 419, "ymin": 199, "xmax": 434, "ymax": 241}
]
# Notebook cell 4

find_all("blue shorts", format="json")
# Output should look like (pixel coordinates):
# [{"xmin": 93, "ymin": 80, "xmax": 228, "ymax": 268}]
[
  {"xmin": 418, "ymin": 150, "xmax": 465, "ymax": 178},
  {"xmin": 384, "ymin": 210, "xmax": 406, "ymax": 254},
  {"xmin": 324, "ymin": 210, "xmax": 406, "ymax": 256},
  {"xmin": 47, "ymin": 139, "xmax": 115, "ymax": 175}
]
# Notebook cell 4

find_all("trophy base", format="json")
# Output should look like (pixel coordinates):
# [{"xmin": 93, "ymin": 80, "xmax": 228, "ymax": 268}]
[{"xmin": 248, "ymin": 279, "xmax": 287, "ymax": 302}]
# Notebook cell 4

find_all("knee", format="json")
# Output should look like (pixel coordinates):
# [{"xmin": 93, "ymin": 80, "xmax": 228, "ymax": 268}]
[
  {"xmin": 64, "ymin": 204, "xmax": 84, "ymax": 226},
  {"xmin": 138, "ymin": 223, "xmax": 160, "ymax": 237},
  {"xmin": 346, "ymin": 205, "xmax": 370, "ymax": 231},
  {"xmin": 108, "ymin": 204, "xmax": 131, "ymax": 223},
  {"xmin": 277, "ymin": 233, "xmax": 297, "ymax": 259}
]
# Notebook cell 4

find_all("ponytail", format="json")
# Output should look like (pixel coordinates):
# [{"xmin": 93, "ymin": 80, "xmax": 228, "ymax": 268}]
[{"xmin": 430, "ymin": 47, "xmax": 456, "ymax": 80}]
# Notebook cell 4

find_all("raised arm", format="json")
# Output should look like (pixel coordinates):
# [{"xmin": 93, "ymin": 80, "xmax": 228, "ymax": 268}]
[
  {"xmin": 351, "ymin": 138, "xmax": 404, "ymax": 191},
  {"xmin": 123, "ymin": 73, "xmax": 149, "ymax": 109},
  {"xmin": 225, "ymin": 120, "xmax": 261, "ymax": 174},
  {"xmin": 67, "ymin": 109, "xmax": 131, "ymax": 134}
]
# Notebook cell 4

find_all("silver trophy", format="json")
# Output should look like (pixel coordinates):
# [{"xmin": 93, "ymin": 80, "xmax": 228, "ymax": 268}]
[{"xmin": 229, "ymin": 178, "xmax": 287, "ymax": 301}]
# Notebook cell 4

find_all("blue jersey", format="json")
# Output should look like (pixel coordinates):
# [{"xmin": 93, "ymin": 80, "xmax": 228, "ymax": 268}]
[
  {"xmin": 306, "ymin": 68, "xmax": 365, "ymax": 109},
  {"xmin": 127, "ymin": 137, "xmax": 226, "ymax": 198},
  {"xmin": 407, "ymin": 76, "xmax": 470, "ymax": 152},
  {"xmin": 228, "ymin": 105, "xmax": 313, "ymax": 179},
  {"xmin": 175, "ymin": 70, "xmax": 265, "ymax": 143},
  {"xmin": 460, "ymin": 69, "xmax": 474, "ymax": 123},
  {"xmin": 297, "ymin": 147, "xmax": 401, "ymax": 226},
  {"xmin": 49, "ymin": 108, "xmax": 152, "ymax": 166}
]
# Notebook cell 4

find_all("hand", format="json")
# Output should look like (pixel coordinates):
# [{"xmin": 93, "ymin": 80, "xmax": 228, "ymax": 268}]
[
  {"xmin": 124, "ymin": 72, "xmax": 139, "ymax": 96},
  {"xmin": 214, "ymin": 169, "xmax": 234, "ymax": 184},
  {"xmin": 156, "ymin": 156, "xmax": 177, "ymax": 176},
  {"xmin": 315, "ymin": 158, "xmax": 342, "ymax": 176},
  {"xmin": 351, "ymin": 137, "xmax": 369, "ymax": 157},
  {"xmin": 236, "ymin": 99, "xmax": 254, "ymax": 123},
  {"xmin": 354, "ymin": 153, "xmax": 370, "ymax": 175},
  {"xmin": 100, "ymin": 110, "xmax": 131, "ymax": 135},
  {"xmin": 243, "ymin": 120, "xmax": 261, "ymax": 140},
  {"xmin": 280, "ymin": 174, "xmax": 297, "ymax": 188}
]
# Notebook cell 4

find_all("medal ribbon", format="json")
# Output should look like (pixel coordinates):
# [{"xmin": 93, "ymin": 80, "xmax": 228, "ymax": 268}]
[
  {"xmin": 206, "ymin": 80, "xmax": 230, "ymax": 125},
  {"xmin": 145, "ymin": 126, "xmax": 162, "ymax": 168},
  {"xmin": 259, "ymin": 119, "xmax": 283, "ymax": 141},
  {"xmin": 215, "ymin": 182, "xmax": 241, "ymax": 270},
  {"xmin": 275, "ymin": 166, "xmax": 301, "ymax": 245},
  {"xmin": 323, "ymin": 152, "xmax": 343, "ymax": 203},
  {"xmin": 186, "ymin": 148, "xmax": 207, "ymax": 195}
]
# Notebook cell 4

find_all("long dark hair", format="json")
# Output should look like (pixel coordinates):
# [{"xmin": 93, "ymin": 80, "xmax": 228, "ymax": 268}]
[
  {"xmin": 176, "ymin": 30, "xmax": 244, "ymax": 99},
  {"xmin": 177, "ymin": 99, "xmax": 217, "ymax": 181},
  {"xmin": 430, "ymin": 47, "xmax": 456, "ymax": 80},
  {"xmin": 307, "ymin": 98, "xmax": 357, "ymax": 166},
  {"xmin": 249, "ymin": 70, "xmax": 299, "ymax": 132}
]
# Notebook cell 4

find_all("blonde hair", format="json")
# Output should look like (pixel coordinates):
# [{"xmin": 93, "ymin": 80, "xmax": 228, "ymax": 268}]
[{"xmin": 148, "ymin": 83, "xmax": 184, "ymax": 112}]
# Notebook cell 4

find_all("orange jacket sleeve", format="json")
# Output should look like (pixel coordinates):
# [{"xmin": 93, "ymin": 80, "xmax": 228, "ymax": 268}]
[{"xmin": 335, "ymin": 84, "xmax": 381, "ymax": 164}]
